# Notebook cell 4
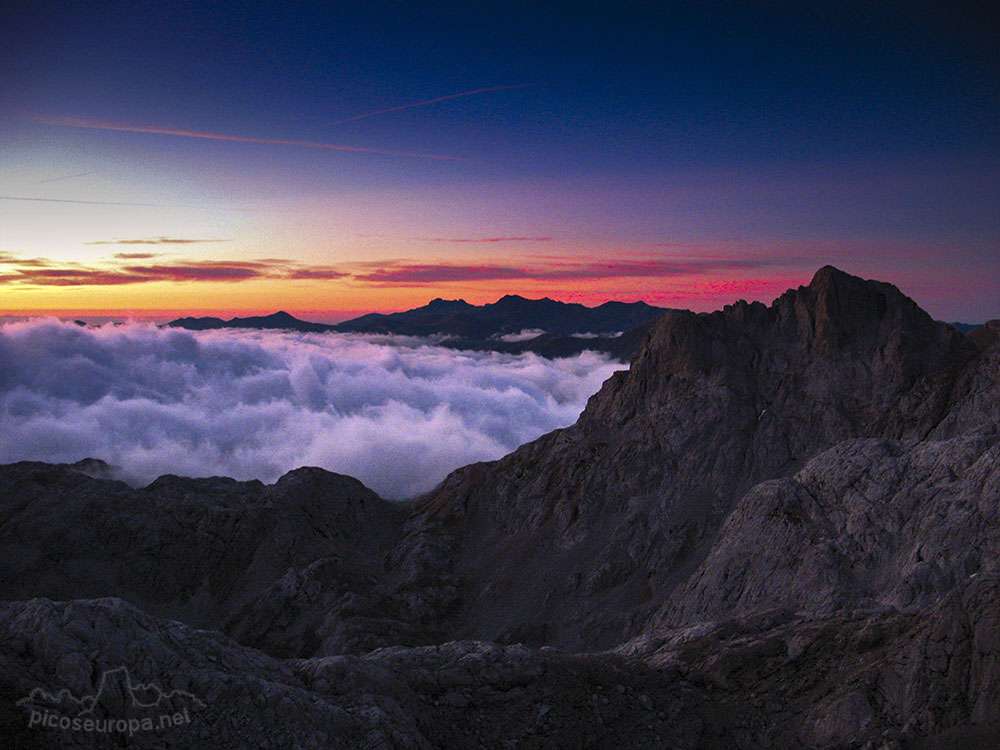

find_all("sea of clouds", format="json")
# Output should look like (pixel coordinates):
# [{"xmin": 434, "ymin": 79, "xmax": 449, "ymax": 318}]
[{"xmin": 0, "ymin": 319, "xmax": 625, "ymax": 499}]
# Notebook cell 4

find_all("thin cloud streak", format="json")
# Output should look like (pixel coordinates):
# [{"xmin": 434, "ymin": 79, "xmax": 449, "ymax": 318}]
[
  {"xmin": 85, "ymin": 237, "xmax": 230, "ymax": 246},
  {"xmin": 358, "ymin": 264, "xmax": 527, "ymax": 283},
  {"xmin": 1, "ymin": 253, "xmax": 347, "ymax": 287},
  {"xmin": 0, "ymin": 252, "xmax": 54, "ymax": 268},
  {"xmin": 413, "ymin": 236, "xmax": 551, "ymax": 243},
  {"xmin": 0, "ymin": 195, "xmax": 269, "ymax": 213},
  {"xmin": 34, "ymin": 171, "xmax": 96, "ymax": 184},
  {"xmin": 353, "ymin": 258, "xmax": 790, "ymax": 284},
  {"xmin": 4, "ymin": 263, "xmax": 263, "ymax": 286},
  {"xmin": 1, "ymin": 195, "xmax": 163, "ymax": 207},
  {"xmin": 31, "ymin": 115, "xmax": 464, "ymax": 161},
  {"xmin": 332, "ymin": 81, "xmax": 545, "ymax": 124},
  {"xmin": 2, "ymin": 251, "xmax": 797, "ymax": 289}
]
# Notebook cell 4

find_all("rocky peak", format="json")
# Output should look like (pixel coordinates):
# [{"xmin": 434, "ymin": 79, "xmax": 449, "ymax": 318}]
[
  {"xmin": 587, "ymin": 266, "xmax": 975, "ymax": 432},
  {"xmin": 423, "ymin": 297, "xmax": 473, "ymax": 313},
  {"xmin": 490, "ymin": 294, "xmax": 531, "ymax": 309},
  {"xmin": 274, "ymin": 465, "xmax": 374, "ymax": 494},
  {"xmin": 271, "ymin": 466, "xmax": 400, "ymax": 545},
  {"xmin": 968, "ymin": 319, "xmax": 1000, "ymax": 350},
  {"xmin": 411, "ymin": 267, "xmax": 991, "ymax": 651},
  {"xmin": 783, "ymin": 265, "xmax": 963, "ymax": 364}
]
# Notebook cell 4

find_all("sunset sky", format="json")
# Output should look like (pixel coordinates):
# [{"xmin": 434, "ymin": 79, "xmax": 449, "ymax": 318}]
[{"xmin": 1, "ymin": 1, "xmax": 997, "ymax": 322}]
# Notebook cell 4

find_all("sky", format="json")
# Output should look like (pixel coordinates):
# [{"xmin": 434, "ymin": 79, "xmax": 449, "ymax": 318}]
[{"xmin": 1, "ymin": 1, "xmax": 998, "ymax": 322}]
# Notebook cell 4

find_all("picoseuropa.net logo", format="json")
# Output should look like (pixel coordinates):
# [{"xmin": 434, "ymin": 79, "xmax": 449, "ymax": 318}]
[{"xmin": 17, "ymin": 665, "xmax": 205, "ymax": 737}]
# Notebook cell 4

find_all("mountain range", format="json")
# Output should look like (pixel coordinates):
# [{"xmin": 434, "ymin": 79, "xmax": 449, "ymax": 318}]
[
  {"xmin": 166, "ymin": 295, "xmax": 983, "ymax": 363},
  {"xmin": 166, "ymin": 296, "xmax": 673, "ymax": 360},
  {"xmin": 2, "ymin": 267, "xmax": 998, "ymax": 748}
]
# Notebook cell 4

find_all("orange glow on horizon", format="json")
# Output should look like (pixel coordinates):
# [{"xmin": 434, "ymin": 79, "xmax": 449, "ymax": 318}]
[{"xmin": 0, "ymin": 271, "xmax": 814, "ymax": 321}]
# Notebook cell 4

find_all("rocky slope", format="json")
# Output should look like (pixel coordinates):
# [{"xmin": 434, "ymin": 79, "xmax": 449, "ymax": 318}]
[
  {"xmin": 0, "ymin": 463, "xmax": 426, "ymax": 658},
  {"xmin": 409, "ymin": 267, "xmax": 991, "ymax": 650},
  {"xmin": 1, "ymin": 596, "xmax": 744, "ymax": 750},
  {"xmin": 2, "ymin": 267, "xmax": 998, "ymax": 748}
]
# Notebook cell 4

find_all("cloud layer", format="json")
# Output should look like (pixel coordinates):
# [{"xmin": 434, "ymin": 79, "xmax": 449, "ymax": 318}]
[
  {"xmin": 1, "ymin": 252, "xmax": 792, "ymax": 288},
  {"xmin": 0, "ymin": 320, "xmax": 623, "ymax": 498},
  {"xmin": 0, "ymin": 253, "xmax": 347, "ymax": 286},
  {"xmin": 352, "ymin": 257, "xmax": 785, "ymax": 284},
  {"xmin": 85, "ymin": 237, "xmax": 230, "ymax": 246}
]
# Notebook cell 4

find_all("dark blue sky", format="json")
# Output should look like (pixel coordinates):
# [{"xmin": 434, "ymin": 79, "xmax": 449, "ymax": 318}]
[
  {"xmin": 5, "ymin": 2, "xmax": 996, "ymax": 167},
  {"xmin": 1, "ymin": 1, "xmax": 998, "ymax": 319}
]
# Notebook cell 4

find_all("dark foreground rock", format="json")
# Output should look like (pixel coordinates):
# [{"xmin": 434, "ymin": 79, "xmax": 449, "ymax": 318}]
[
  {"xmin": 1, "ymin": 598, "xmax": 732, "ymax": 749},
  {"xmin": 2, "ymin": 267, "xmax": 998, "ymax": 748}
]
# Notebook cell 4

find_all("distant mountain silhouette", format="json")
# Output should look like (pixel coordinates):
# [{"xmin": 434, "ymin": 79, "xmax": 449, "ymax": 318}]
[
  {"xmin": 166, "ymin": 297, "xmax": 673, "ymax": 360},
  {"xmin": 947, "ymin": 321, "xmax": 982, "ymax": 334},
  {"xmin": 333, "ymin": 295, "xmax": 667, "ymax": 338},
  {"xmin": 167, "ymin": 310, "xmax": 333, "ymax": 333}
]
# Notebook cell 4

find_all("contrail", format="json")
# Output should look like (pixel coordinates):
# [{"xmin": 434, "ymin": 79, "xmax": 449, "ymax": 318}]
[
  {"xmin": 0, "ymin": 195, "xmax": 162, "ymax": 207},
  {"xmin": 0, "ymin": 195, "xmax": 258, "ymax": 213},
  {"xmin": 35, "ymin": 171, "xmax": 95, "ymax": 184},
  {"xmin": 332, "ymin": 82, "xmax": 545, "ymax": 124},
  {"xmin": 29, "ymin": 116, "xmax": 464, "ymax": 161}
]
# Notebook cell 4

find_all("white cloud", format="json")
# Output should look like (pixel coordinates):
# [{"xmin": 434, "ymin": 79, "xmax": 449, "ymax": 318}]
[
  {"xmin": 571, "ymin": 331, "xmax": 623, "ymax": 339},
  {"xmin": 496, "ymin": 329, "xmax": 547, "ymax": 342},
  {"xmin": 0, "ymin": 320, "xmax": 624, "ymax": 498}
]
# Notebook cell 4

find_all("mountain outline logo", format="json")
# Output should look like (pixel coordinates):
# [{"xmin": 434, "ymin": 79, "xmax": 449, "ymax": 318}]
[
  {"xmin": 18, "ymin": 665, "xmax": 206, "ymax": 715},
  {"xmin": 18, "ymin": 665, "xmax": 204, "ymax": 736}
]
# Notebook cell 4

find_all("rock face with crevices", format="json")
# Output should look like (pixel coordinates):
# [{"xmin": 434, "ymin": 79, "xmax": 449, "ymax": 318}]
[
  {"xmin": 1, "ymin": 267, "xmax": 998, "ymax": 749},
  {"xmin": 408, "ymin": 266, "xmax": 989, "ymax": 651},
  {"xmin": 660, "ymin": 428, "xmax": 999, "ymax": 626}
]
